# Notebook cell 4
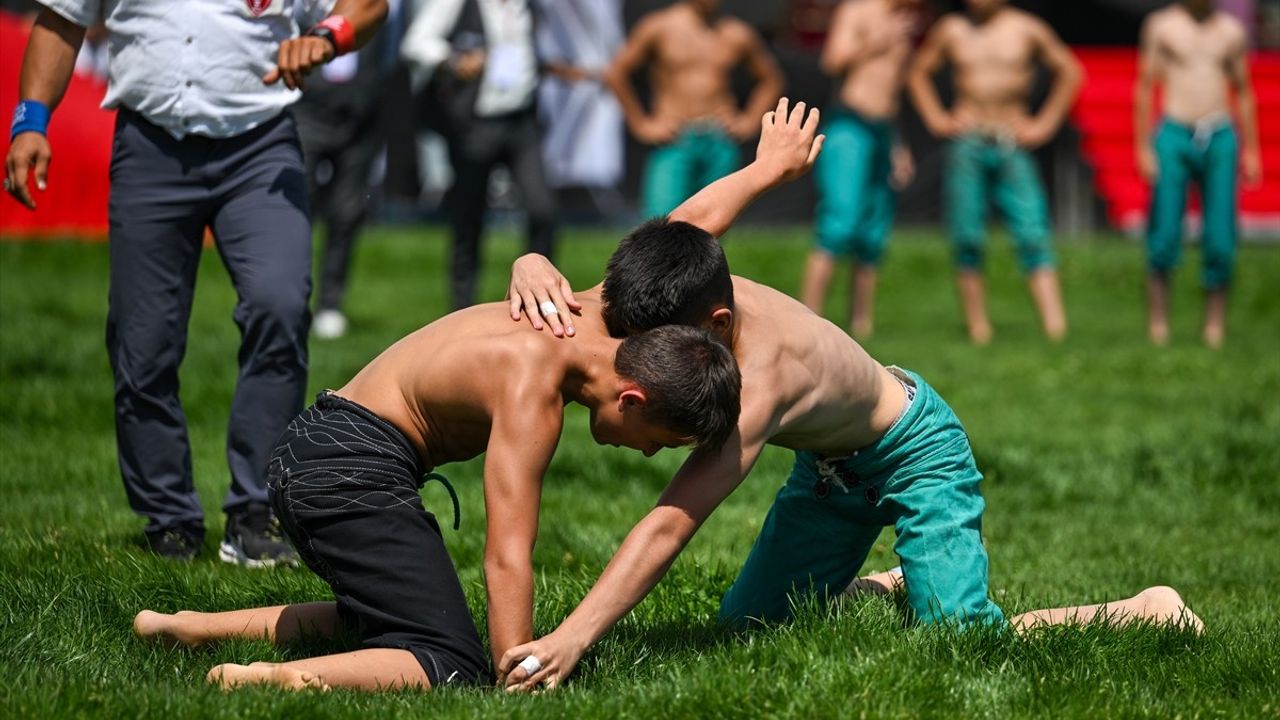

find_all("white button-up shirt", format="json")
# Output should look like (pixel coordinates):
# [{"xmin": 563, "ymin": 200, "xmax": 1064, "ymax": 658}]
[
  {"xmin": 401, "ymin": 0, "xmax": 538, "ymax": 117},
  {"xmin": 42, "ymin": 0, "xmax": 336, "ymax": 139}
]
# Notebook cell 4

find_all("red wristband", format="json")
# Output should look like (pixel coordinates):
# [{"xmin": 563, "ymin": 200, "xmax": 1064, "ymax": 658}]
[{"xmin": 313, "ymin": 15, "xmax": 355, "ymax": 56}]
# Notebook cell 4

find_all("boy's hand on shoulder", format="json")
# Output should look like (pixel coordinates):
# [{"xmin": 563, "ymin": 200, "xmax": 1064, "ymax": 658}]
[
  {"xmin": 507, "ymin": 253, "xmax": 581, "ymax": 338},
  {"xmin": 752, "ymin": 97, "xmax": 825, "ymax": 184}
]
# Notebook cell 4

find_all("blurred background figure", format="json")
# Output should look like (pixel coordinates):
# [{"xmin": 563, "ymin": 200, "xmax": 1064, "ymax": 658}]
[
  {"xmin": 403, "ymin": 0, "xmax": 582, "ymax": 310},
  {"xmin": 1135, "ymin": 0, "xmax": 1261, "ymax": 349},
  {"xmin": 908, "ymin": 0, "xmax": 1081, "ymax": 345},
  {"xmin": 800, "ymin": 0, "xmax": 920, "ymax": 340},
  {"xmin": 604, "ymin": 0, "xmax": 784, "ymax": 219},
  {"xmin": 298, "ymin": 0, "xmax": 410, "ymax": 340}
]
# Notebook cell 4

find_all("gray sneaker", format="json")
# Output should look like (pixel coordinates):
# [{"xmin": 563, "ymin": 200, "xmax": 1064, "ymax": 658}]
[{"xmin": 219, "ymin": 503, "xmax": 299, "ymax": 568}]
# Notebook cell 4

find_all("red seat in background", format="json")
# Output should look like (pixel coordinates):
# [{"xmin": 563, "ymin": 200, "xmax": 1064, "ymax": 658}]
[
  {"xmin": 0, "ymin": 10, "xmax": 113, "ymax": 239},
  {"xmin": 1070, "ymin": 46, "xmax": 1280, "ymax": 234}
]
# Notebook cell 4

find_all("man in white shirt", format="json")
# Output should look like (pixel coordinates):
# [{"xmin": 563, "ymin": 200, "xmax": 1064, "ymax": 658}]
[
  {"xmin": 3, "ymin": 0, "xmax": 388, "ymax": 564},
  {"xmin": 402, "ymin": 0, "xmax": 575, "ymax": 310}
]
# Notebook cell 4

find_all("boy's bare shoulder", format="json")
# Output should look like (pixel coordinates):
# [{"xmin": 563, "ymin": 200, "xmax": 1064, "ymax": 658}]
[
  {"xmin": 930, "ymin": 13, "xmax": 968, "ymax": 42},
  {"xmin": 716, "ymin": 15, "xmax": 763, "ymax": 46}
]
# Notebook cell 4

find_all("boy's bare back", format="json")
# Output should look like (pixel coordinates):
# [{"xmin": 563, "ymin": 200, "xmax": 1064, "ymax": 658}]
[
  {"xmin": 337, "ymin": 296, "xmax": 616, "ymax": 469},
  {"xmin": 728, "ymin": 277, "xmax": 904, "ymax": 457},
  {"xmin": 1141, "ymin": 5, "xmax": 1247, "ymax": 123}
]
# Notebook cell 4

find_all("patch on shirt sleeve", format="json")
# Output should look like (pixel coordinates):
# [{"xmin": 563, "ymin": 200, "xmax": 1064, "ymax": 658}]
[{"xmin": 243, "ymin": 0, "xmax": 286, "ymax": 17}]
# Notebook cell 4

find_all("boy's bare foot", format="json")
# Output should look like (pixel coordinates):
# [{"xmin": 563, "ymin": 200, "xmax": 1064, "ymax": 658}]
[
  {"xmin": 968, "ymin": 321, "xmax": 993, "ymax": 346},
  {"xmin": 1202, "ymin": 323, "xmax": 1224, "ymax": 350},
  {"xmin": 1136, "ymin": 585, "xmax": 1205, "ymax": 634},
  {"xmin": 133, "ymin": 609, "xmax": 201, "ymax": 648},
  {"xmin": 1148, "ymin": 321, "xmax": 1170, "ymax": 347},
  {"xmin": 207, "ymin": 662, "xmax": 332, "ymax": 691},
  {"xmin": 845, "ymin": 566, "xmax": 904, "ymax": 596}
]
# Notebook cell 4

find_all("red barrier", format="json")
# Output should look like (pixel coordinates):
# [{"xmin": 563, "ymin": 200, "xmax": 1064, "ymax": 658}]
[
  {"xmin": 0, "ymin": 10, "xmax": 114, "ymax": 239},
  {"xmin": 1071, "ymin": 46, "xmax": 1280, "ymax": 234}
]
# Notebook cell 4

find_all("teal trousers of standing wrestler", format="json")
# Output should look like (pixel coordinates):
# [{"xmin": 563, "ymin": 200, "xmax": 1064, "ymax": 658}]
[
  {"xmin": 719, "ymin": 368, "xmax": 1005, "ymax": 630},
  {"xmin": 1145, "ymin": 119, "xmax": 1239, "ymax": 289},
  {"xmin": 813, "ymin": 107, "xmax": 896, "ymax": 264},
  {"xmin": 945, "ymin": 135, "xmax": 1055, "ymax": 273},
  {"xmin": 641, "ymin": 125, "xmax": 740, "ymax": 219}
]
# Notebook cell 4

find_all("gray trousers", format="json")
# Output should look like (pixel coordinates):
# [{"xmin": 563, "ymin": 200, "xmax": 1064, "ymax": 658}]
[{"xmin": 106, "ymin": 109, "xmax": 312, "ymax": 536}]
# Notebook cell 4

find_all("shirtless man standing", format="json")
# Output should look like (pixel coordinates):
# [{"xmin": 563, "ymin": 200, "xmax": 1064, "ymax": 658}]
[
  {"xmin": 802, "ymin": 0, "xmax": 920, "ymax": 339},
  {"xmin": 908, "ymin": 0, "xmax": 1081, "ymax": 344},
  {"xmin": 130, "ymin": 302, "xmax": 740, "ymax": 691},
  {"xmin": 604, "ymin": 0, "xmax": 784, "ymax": 218},
  {"xmin": 497, "ymin": 99, "xmax": 1202, "ymax": 692},
  {"xmin": 1135, "ymin": 0, "xmax": 1261, "ymax": 348}
]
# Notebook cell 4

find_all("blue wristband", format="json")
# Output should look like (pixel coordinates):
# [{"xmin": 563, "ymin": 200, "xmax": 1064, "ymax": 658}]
[{"xmin": 11, "ymin": 100, "xmax": 50, "ymax": 140}]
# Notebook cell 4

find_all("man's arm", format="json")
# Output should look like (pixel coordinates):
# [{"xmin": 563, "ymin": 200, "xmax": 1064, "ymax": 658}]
[
  {"xmin": 1014, "ymin": 18, "xmax": 1083, "ymax": 149},
  {"xmin": 603, "ymin": 15, "xmax": 676, "ymax": 144},
  {"xmin": 481, "ymin": 352, "xmax": 566, "ymax": 668},
  {"xmin": 726, "ymin": 24, "xmax": 784, "ymax": 140},
  {"xmin": 266, "ymin": 0, "xmax": 388, "ymax": 89},
  {"xmin": 497, "ymin": 398, "xmax": 775, "ymax": 690},
  {"xmin": 1134, "ymin": 14, "xmax": 1162, "ymax": 183},
  {"xmin": 906, "ymin": 16, "xmax": 957, "ymax": 138},
  {"xmin": 1227, "ymin": 28, "xmax": 1261, "ymax": 187},
  {"xmin": 3, "ymin": 8, "xmax": 85, "ymax": 210},
  {"xmin": 670, "ymin": 97, "xmax": 823, "ymax": 237}
]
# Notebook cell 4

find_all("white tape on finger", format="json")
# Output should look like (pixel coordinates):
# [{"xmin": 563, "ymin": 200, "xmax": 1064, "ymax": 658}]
[
  {"xmin": 539, "ymin": 301, "xmax": 559, "ymax": 317},
  {"xmin": 517, "ymin": 655, "xmax": 542, "ymax": 676}
]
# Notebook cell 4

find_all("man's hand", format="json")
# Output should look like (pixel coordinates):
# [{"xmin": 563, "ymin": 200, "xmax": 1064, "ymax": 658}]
[
  {"xmin": 263, "ymin": 36, "xmax": 335, "ymax": 90},
  {"xmin": 498, "ymin": 631, "xmax": 586, "ymax": 692},
  {"xmin": 750, "ymin": 97, "xmax": 824, "ymax": 184},
  {"xmin": 451, "ymin": 49, "xmax": 486, "ymax": 81},
  {"xmin": 632, "ymin": 115, "xmax": 681, "ymax": 145},
  {"xmin": 507, "ymin": 253, "xmax": 582, "ymax": 337},
  {"xmin": 4, "ymin": 132, "xmax": 51, "ymax": 210},
  {"xmin": 1137, "ymin": 145, "xmax": 1159, "ymax": 184},
  {"xmin": 1242, "ymin": 146, "xmax": 1262, "ymax": 188}
]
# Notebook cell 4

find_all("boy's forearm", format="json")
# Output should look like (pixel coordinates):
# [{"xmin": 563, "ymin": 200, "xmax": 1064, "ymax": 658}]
[
  {"xmin": 554, "ymin": 507, "xmax": 697, "ymax": 649},
  {"xmin": 1237, "ymin": 89, "xmax": 1260, "ymax": 154},
  {"xmin": 1134, "ymin": 78, "xmax": 1153, "ymax": 150},
  {"xmin": 604, "ymin": 66, "xmax": 650, "ymax": 128},
  {"xmin": 484, "ymin": 559, "xmax": 535, "ymax": 667},
  {"xmin": 1036, "ymin": 58, "xmax": 1083, "ymax": 132},
  {"xmin": 668, "ymin": 161, "xmax": 778, "ymax": 237}
]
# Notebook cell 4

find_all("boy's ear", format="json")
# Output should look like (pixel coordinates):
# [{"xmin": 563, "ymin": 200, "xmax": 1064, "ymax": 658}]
[
  {"xmin": 619, "ymin": 387, "xmax": 648, "ymax": 410},
  {"xmin": 709, "ymin": 307, "xmax": 733, "ymax": 335}
]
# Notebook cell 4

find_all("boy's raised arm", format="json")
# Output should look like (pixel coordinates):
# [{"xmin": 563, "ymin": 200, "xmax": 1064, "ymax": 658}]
[
  {"xmin": 504, "ymin": 98, "xmax": 823, "ymax": 335},
  {"xmin": 669, "ymin": 97, "xmax": 824, "ymax": 237}
]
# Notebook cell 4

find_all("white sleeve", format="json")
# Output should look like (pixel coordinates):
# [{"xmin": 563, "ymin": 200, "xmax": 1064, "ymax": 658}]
[
  {"xmin": 297, "ymin": 0, "xmax": 338, "ymax": 29},
  {"xmin": 400, "ymin": 0, "xmax": 465, "ymax": 77},
  {"xmin": 38, "ymin": 0, "xmax": 101, "ymax": 28}
]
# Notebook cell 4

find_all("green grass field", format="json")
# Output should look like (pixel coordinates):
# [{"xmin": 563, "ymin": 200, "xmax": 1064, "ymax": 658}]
[{"xmin": 1, "ymin": 226, "xmax": 1278, "ymax": 718}]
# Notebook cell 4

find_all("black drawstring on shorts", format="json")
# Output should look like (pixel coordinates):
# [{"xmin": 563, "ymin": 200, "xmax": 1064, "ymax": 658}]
[{"xmin": 422, "ymin": 472, "xmax": 461, "ymax": 530}]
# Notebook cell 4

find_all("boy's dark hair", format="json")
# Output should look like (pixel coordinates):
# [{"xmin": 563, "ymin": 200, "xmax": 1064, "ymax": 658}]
[
  {"xmin": 615, "ymin": 325, "xmax": 741, "ymax": 452},
  {"xmin": 602, "ymin": 218, "xmax": 734, "ymax": 338}
]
